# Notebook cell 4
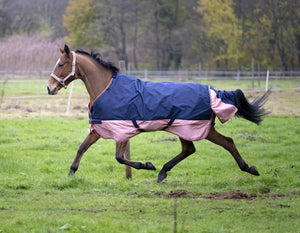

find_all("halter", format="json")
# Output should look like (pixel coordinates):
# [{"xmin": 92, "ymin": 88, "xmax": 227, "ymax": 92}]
[{"xmin": 50, "ymin": 51, "xmax": 77, "ymax": 89}]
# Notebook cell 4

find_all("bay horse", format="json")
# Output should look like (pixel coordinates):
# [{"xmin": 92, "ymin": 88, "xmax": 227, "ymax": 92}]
[{"xmin": 47, "ymin": 45, "xmax": 269, "ymax": 183}]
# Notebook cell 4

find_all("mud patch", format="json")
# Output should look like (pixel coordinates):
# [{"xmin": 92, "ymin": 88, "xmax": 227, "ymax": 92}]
[
  {"xmin": 204, "ymin": 190, "xmax": 256, "ymax": 200},
  {"xmin": 165, "ymin": 189, "xmax": 201, "ymax": 198},
  {"xmin": 134, "ymin": 189, "xmax": 285, "ymax": 200},
  {"xmin": 204, "ymin": 190, "xmax": 285, "ymax": 200}
]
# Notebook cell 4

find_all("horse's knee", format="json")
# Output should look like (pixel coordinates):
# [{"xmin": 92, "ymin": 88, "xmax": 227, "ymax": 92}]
[
  {"xmin": 182, "ymin": 141, "xmax": 196, "ymax": 155},
  {"xmin": 185, "ymin": 144, "xmax": 196, "ymax": 155}
]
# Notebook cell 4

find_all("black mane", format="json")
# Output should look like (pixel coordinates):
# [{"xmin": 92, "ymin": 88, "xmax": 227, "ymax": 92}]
[{"xmin": 75, "ymin": 49, "xmax": 120, "ymax": 73}]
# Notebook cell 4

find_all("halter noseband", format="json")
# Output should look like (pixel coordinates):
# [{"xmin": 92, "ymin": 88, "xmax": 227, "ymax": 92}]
[{"xmin": 50, "ymin": 51, "xmax": 77, "ymax": 89}]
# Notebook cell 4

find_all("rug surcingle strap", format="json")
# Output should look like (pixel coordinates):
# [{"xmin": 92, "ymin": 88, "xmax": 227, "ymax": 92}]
[{"xmin": 132, "ymin": 120, "xmax": 145, "ymax": 132}]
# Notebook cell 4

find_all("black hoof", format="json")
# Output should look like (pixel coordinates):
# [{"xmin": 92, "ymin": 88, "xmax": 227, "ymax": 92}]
[
  {"xmin": 68, "ymin": 166, "xmax": 78, "ymax": 176},
  {"xmin": 145, "ymin": 162, "xmax": 156, "ymax": 170},
  {"xmin": 249, "ymin": 166, "xmax": 260, "ymax": 176},
  {"xmin": 68, "ymin": 169, "xmax": 76, "ymax": 176},
  {"xmin": 157, "ymin": 169, "xmax": 167, "ymax": 183}
]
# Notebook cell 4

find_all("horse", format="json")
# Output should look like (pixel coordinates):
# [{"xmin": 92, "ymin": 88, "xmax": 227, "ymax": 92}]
[{"xmin": 47, "ymin": 44, "xmax": 270, "ymax": 183}]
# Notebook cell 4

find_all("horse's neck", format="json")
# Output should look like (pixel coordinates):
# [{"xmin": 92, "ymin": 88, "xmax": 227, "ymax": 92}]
[{"xmin": 76, "ymin": 54, "xmax": 112, "ymax": 104}]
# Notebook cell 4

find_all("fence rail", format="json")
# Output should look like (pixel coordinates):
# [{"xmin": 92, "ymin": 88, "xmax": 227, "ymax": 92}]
[
  {"xmin": 1, "ymin": 69, "xmax": 300, "ymax": 81},
  {"xmin": 127, "ymin": 70, "xmax": 300, "ymax": 81}
]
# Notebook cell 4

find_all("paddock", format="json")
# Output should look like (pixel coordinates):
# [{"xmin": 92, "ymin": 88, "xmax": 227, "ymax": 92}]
[{"xmin": 0, "ymin": 74, "xmax": 299, "ymax": 232}]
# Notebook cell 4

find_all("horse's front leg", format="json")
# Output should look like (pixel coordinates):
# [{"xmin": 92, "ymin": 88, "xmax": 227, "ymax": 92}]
[
  {"xmin": 68, "ymin": 130, "xmax": 100, "ymax": 176},
  {"xmin": 115, "ymin": 141, "xmax": 156, "ymax": 170}
]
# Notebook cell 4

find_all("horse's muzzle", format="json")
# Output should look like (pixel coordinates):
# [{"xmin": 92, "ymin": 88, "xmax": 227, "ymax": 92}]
[{"xmin": 47, "ymin": 86, "xmax": 57, "ymax": 95}]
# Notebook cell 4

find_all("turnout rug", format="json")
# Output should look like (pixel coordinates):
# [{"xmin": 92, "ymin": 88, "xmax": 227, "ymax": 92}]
[{"xmin": 89, "ymin": 72, "xmax": 237, "ymax": 142}]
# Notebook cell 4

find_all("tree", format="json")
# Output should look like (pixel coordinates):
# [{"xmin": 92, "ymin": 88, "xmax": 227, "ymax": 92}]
[
  {"xmin": 234, "ymin": 0, "xmax": 300, "ymax": 70},
  {"xmin": 267, "ymin": 0, "xmax": 300, "ymax": 70},
  {"xmin": 0, "ymin": 0, "xmax": 68, "ymax": 38},
  {"xmin": 150, "ymin": 0, "xmax": 188, "ymax": 70},
  {"xmin": 234, "ymin": 0, "xmax": 274, "ymax": 68},
  {"xmin": 196, "ymin": 0, "xmax": 243, "ymax": 69},
  {"xmin": 35, "ymin": 0, "xmax": 69, "ymax": 37},
  {"xmin": 61, "ymin": 0, "xmax": 299, "ymax": 70},
  {"xmin": 63, "ymin": 0, "xmax": 101, "ymax": 48},
  {"xmin": 91, "ymin": 0, "xmax": 141, "ymax": 69}
]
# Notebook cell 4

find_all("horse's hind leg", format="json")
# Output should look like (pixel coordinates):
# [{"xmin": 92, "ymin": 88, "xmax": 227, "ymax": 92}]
[
  {"xmin": 206, "ymin": 125, "xmax": 260, "ymax": 176},
  {"xmin": 115, "ymin": 141, "xmax": 156, "ymax": 170},
  {"xmin": 69, "ymin": 130, "xmax": 100, "ymax": 176},
  {"xmin": 157, "ymin": 138, "xmax": 195, "ymax": 183}
]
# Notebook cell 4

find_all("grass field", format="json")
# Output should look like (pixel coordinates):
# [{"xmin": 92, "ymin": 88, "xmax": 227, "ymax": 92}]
[
  {"xmin": 0, "ymin": 77, "xmax": 299, "ymax": 232},
  {"xmin": 0, "ymin": 116, "xmax": 299, "ymax": 232}
]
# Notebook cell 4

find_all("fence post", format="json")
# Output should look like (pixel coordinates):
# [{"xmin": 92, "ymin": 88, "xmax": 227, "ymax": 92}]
[
  {"xmin": 265, "ymin": 70, "xmax": 269, "ymax": 92},
  {"xmin": 119, "ymin": 60, "xmax": 132, "ymax": 179},
  {"xmin": 0, "ymin": 78, "xmax": 9, "ymax": 107},
  {"xmin": 178, "ymin": 70, "xmax": 182, "ymax": 81},
  {"xmin": 251, "ymin": 57, "xmax": 255, "ymax": 88},
  {"xmin": 144, "ymin": 69, "xmax": 148, "ymax": 81},
  {"xmin": 66, "ymin": 81, "xmax": 74, "ymax": 115},
  {"xmin": 198, "ymin": 62, "xmax": 202, "ymax": 80},
  {"xmin": 257, "ymin": 61, "xmax": 261, "ymax": 88}
]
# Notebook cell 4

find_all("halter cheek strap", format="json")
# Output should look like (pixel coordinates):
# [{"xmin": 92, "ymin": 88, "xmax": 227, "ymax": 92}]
[{"xmin": 50, "ymin": 51, "xmax": 77, "ymax": 89}]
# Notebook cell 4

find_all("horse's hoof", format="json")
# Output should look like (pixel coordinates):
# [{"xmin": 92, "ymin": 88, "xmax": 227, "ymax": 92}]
[
  {"xmin": 68, "ymin": 169, "xmax": 75, "ymax": 176},
  {"xmin": 249, "ymin": 166, "xmax": 260, "ymax": 176},
  {"xmin": 145, "ymin": 162, "xmax": 156, "ymax": 170},
  {"xmin": 157, "ymin": 169, "xmax": 167, "ymax": 183}
]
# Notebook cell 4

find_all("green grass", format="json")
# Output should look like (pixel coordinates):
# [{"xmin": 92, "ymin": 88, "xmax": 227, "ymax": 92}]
[{"xmin": 0, "ymin": 116, "xmax": 299, "ymax": 232}]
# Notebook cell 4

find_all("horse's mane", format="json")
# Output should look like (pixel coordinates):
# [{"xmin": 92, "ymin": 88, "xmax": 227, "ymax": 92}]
[{"xmin": 75, "ymin": 49, "xmax": 120, "ymax": 73}]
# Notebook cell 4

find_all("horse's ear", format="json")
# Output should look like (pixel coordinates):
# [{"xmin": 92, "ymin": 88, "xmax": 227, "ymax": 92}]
[{"xmin": 64, "ymin": 44, "xmax": 71, "ymax": 56}]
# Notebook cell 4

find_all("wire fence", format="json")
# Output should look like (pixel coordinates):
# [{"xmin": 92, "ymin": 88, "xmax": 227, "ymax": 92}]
[
  {"xmin": 127, "ymin": 70, "xmax": 300, "ymax": 82},
  {"xmin": 1, "ymin": 69, "xmax": 299, "ymax": 102},
  {"xmin": 0, "ymin": 71, "xmax": 299, "ymax": 119},
  {"xmin": 1, "ymin": 69, "xmax": 300, "ymax": 81}
]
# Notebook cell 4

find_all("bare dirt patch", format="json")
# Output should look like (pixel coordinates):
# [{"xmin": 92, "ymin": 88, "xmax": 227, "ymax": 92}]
[
  {"xmin": 0, "ymin": 93, "xmax": 89, "ymax": 119},
  {"xmin": 204, "ymin": 190, "xmax": 256, "ymax": 200},
  {"xmin": 204, "ymin": 190, "xmax": 286, "ymax": 200},
  {"xmin": 164, "ymin": 189, "xmax": 285, "ymax": 200},
  {"xmin": 165, "ymin": 189, "xmax": 201, "ymax": 198},
  {"xmin": 164, "ymin": 189, "xmax": 252, "ymax": 200}
]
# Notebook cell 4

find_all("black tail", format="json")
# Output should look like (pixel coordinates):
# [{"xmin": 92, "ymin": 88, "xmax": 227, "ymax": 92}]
[{"xmin": 234, "ymin": 89, "xmax": 271, "ymax": 125}]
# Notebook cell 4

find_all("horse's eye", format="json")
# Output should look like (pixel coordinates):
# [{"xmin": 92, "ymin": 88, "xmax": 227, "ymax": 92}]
[{"xmin": 58, "ymin": 63, "xmax": 64, "ymax": 68}]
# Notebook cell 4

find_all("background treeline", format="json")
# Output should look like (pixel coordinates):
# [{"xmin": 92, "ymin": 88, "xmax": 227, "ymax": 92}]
[{"xmin": 0, "ymin": 0, "xmax": 299, "ymax": 71}]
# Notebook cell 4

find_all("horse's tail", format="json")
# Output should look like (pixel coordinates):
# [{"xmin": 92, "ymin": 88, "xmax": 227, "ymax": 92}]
[{"xmin": 234, "ymin": 89, "xmax": 271, "ymax": 125}]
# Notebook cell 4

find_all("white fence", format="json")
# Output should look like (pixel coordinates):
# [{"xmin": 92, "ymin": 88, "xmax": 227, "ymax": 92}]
[
  {"xmin": 127, "ymin": 70, "xmax": 300, "ymax": 82},
  {"xmin": 0, "ymin": 69, "xmax": 300, "ymax": 81},
  {"xmin": 1, "ymin": 69, "xmax": 299, "ymax": 119}
]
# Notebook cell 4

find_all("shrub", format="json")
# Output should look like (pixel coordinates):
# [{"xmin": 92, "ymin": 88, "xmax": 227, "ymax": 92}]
[{"xmin": 0, "ymin": 35, "xmax": 64, "ymax": 71}]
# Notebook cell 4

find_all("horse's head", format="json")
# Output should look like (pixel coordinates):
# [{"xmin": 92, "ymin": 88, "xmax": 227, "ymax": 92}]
[{"xmin": 47, "ymin": 44, "xmax": 78, "ymax": 95}]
